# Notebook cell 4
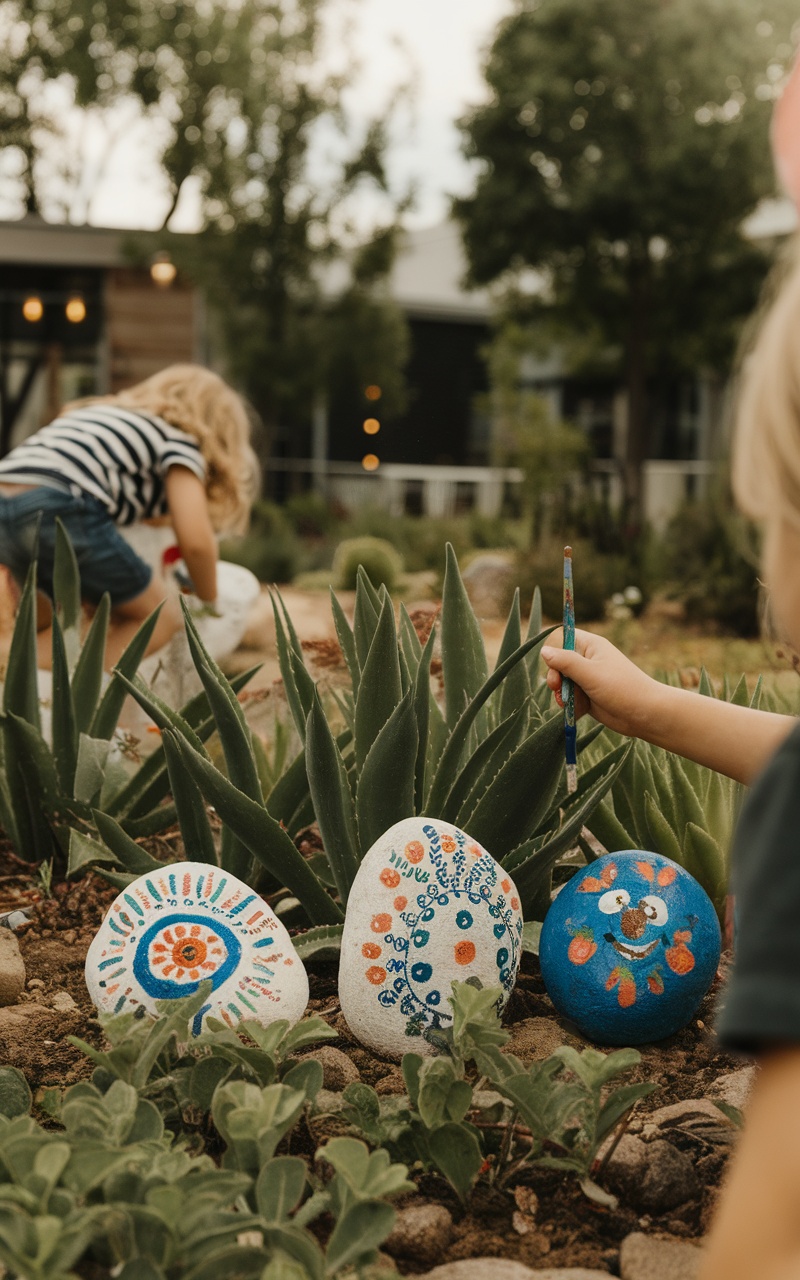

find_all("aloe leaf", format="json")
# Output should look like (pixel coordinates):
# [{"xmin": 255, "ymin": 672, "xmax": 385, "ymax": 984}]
[
  {"xmin": 356, "ymin": 690, "xmax": 418, "ymax": 855},
  {"xmin": 353, "ymin": 572, "xmax": 380, "ymax": 669},
  {"xmin": 584, "ymin": 798, "xmax": 636, "ymax": 853},
  {"xmin": 399, "ymin": 602, "xmax": 424, "ymax": 671},
  {"xmin": 90, "ymin": 605, "xmax": 164, "ymax": 740},
  {"xmin": 330, "ymin": 588, "xmax": 360, "ymax": 693},
  {"xmin": 642, "ymin": 791, "xmax": 683, "ymax": 864},
  {"xmin": 293, "ymin": 923, "xmax": 344, "ymax": 961},
  {"xmin": 73, "ymin": 734, "xmax": 111, "ymax": 806},
  {"xmin": 71, "ymin": 594, "xmax": 110, "ymax": 735},
  {"xmin": 120, "ymin": 804, "xmax": 178, "ymax": 839},
  {"xmin": 161, "ymin": 730, "xmax": 218, "ymax": 867},
  {"xmin": 270, "ymin": 589, "xmax": 315, "ymax": 742},
  {"xmin": 356, "ymin": 564, "xmax": 383, "ymax": 614},
  {"xmin": 306, "ymin": 693, "xmax": 360, "ymax": 901},
  {"xmin": 495, "ymin": 589, "xmax": 531, "ymax": 722},
  {"xmin": 413, "ymin": 625, "xmax": 436, "ymax": 812},
  {"xmin": 460, "ymin": 713, "xmax": 565, "ymax": 857},
  {"xmin": 52, "ymin": 517, "xmax": 81, "ymax": 668},
  {"xmin": 180, "ymin": 600, "xmax": 263, "ymax": 800},
  {"xmin": 697, "ymin": 667, "xmax": 715, "ymax": 698},
  {"xmin": 67, "ymin": 828, "xmax": 121, "ymax": 877},
  {"xmin": 170, "ymin": 734, "xmax": 343, "ymax": 924},
  {"xmin": 505, "ymin": 742, "xmax": 632, "ymax": 908},
  {"xmin": 92, "ymin": 810, "xmax": 166, "ymax": 874},
  {"xmin": 525, "ymin": 585, "xmax": 544, "ymax": 682},
  {"xmin": 685, "ymin": 821, "xmax": 728, "ymax": 917},
  {"xmin": 441, "ymin": 542, "xmax": 489, "ymax": 728},
  {"xmin": 354, "ymin": 595, "xmax": 402, "ymax": 772},
  {"xmin": 1, "ymin": 713, "xmax": 62, "ymax": 860},
  {"xmin": 106, "ymin": 666, "xmax": 261, "ymax": 820},
  {"xmin": 425, "ymin": 627, "xmax": 555, "ymax": 814},
  {"xmin": 443, "ymin": 713, "xmax": 518, "ymax": 826},
  {"xmin": 51, "ymin": 614, "xmax": 78, "ymax": 795},
  {"xmin": 113, "ymin": 671, "xmax": 208, "ymax": 757},
  {"xmin": 4, "ymin": 562, "xmax": 40, "ymax": 730}
]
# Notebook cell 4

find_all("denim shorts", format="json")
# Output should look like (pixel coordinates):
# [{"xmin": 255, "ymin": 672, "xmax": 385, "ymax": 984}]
[{"xmin": 0, "ymin": 485, "xmax": 153, "ymax": 606}]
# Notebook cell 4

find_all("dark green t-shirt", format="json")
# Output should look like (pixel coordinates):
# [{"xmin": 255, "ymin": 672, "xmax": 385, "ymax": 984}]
[{"xmin": 716, "ymin": 720, "xmax": 800, "ymax": 1053}]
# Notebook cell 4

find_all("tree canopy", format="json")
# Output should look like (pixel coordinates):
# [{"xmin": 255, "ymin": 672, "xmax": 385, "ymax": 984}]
[
  {"xmin": 456, "ymin": 0, "xmax": 798, "ymax": 521},
  {"xmin": 1, "ymin": 0, "xmax": 410, "ymax": 443}
]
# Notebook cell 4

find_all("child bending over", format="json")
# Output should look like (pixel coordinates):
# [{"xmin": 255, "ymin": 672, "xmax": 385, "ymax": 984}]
[
  {"xmin": 544, "ymin": 243, "xmax": 800, "ymax": 1280},
  {"xmin": 0, "ymin": 363, "xmax": 258, "ymax": 670}
]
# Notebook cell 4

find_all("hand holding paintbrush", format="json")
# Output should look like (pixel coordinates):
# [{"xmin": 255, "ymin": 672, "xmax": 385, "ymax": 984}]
[{"xmin": 563, "ymin": 546, "xmax": 577, "ymax": 793}]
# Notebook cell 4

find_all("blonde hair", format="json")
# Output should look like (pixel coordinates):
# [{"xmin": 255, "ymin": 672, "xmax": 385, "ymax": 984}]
[
  {"xmin": 733, "ymin": 247, "xmax": 800, "ymax": 536},
  {"xmin": 65, "ymin": 364, "xmax": 259, "ymax": 534}
]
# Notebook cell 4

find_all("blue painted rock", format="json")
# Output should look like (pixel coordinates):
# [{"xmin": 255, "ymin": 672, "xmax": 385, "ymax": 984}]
[
  {"xmin": 85, "ymin": 862, "xmax": 308, "ymax": 1034},
  {"xmin": 540, "ymin": 851, "xmax": 721, "ymax": 1044},
  {"xmin": 339, "ymin": 817, "xmax": 523, "ymax": 1059}
]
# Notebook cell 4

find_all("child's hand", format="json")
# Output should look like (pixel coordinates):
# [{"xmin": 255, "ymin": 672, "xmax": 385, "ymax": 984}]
[{"xmin": 541, "ymin": 629, "xmax": 659, "ymax": 738}]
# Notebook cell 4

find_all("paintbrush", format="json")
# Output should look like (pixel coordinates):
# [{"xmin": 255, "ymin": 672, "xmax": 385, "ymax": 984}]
[{"xmin": 563, "ymin": 545, "xmax": 577, "ymax": 794}]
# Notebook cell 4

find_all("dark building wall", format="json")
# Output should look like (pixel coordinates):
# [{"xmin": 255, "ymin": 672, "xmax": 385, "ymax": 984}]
[{"xmin": 327, "ymin": 315, "xmax": 490, "ymax": 466}]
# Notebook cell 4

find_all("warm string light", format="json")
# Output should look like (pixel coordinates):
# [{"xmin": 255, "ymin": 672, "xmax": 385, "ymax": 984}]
[
  {"xmin": 364, "ymin": 384, "xmax": 381, "ymax": 401},
  {"xmin": 21, "ymin": 296, "xmax": 43, "ymax": 322},
  {"xmin": 150, "ymin": 252, "xmax": 177, "ymax": 286},
  {"xmin": 65, "ymin": 296, "xmax": 86, "ymax": 323},
  {"xmin": 362, "ymin": 454, "xmax": 380, "ymax": 472},
  {"xmin": 363, "ymin": 418, "xmax": 380, "ymax": 435}
]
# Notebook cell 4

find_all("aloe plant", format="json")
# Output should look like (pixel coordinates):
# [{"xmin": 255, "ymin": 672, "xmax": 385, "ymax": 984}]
[
  {"xmin": 584, "ymin": 669, "xmax": 762, "ymax": 920},
  {"xmin": 88, "ymin": 545, "xmax": 629, "ymax": 931},
  {"xmin": 0, "ymin": 521, "xmax": 260, "ymax": 867}
]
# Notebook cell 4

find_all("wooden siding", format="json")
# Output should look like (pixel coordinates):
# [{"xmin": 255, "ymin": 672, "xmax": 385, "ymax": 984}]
[{"xmin": 106, "ymin": 268, "xmax": 196, "ymax": 391}]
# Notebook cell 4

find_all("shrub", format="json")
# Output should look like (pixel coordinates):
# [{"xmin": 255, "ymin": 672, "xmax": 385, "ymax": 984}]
[
  {"xmin": 516, "ymin": 539, "xmax": 633, "ymax": 623},
  {"xmin": 220, "ymin": 500, "xmax": 302, "ymax": 584},
  {"xmin": 332, "ymin": 536, "xmax": 404, "ymax": 592},
  {"xmin": 656, "ymin": 499, "xmax": 760, "ymax": 636},
  {"xmin": 283, "ymin": 491, "xmax": 341, "ymax": 539}
]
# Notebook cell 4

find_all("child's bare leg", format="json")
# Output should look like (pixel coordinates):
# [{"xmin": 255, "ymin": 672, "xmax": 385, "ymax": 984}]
[{"xmin": 104, "ymin": 576, "xmax": 182, "ymax": 671}]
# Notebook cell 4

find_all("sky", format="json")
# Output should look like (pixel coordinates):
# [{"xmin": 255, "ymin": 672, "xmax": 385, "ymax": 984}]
[{"xmin": 65, "ymin": 0, "xmax": 515, "ymax": 232}]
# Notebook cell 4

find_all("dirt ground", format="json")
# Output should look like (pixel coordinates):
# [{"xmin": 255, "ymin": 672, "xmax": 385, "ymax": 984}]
[{"xmin": 0, "ymin": 581, "xmax": 769, "ymax": 1274}]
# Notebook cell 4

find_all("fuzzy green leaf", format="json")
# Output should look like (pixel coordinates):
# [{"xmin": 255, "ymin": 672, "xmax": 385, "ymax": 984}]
[{"xmin": 428, "ymin": 1122, "xmax": 483, "ymax": 1202}]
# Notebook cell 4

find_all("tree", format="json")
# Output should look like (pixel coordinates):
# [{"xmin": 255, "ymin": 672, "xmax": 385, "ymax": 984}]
[
  {"xmin": 455, "ymin": 0, "xmax": 798, "ymax": 527},
  {"xmin": 1, "ymin": 0, "xmax": 410, "ymax": 444}
]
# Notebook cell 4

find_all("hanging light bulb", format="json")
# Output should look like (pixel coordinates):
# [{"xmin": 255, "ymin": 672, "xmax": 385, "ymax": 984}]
[
  {"xmin": 150, "ymin": 251, "xmax": 177, "ymax": 287},
  {"xmin": 65, "ymin": 296, "xmax": 86, "ymax": 323},
  {"xmin": 22, "ymin": 296, "xmax": 43, "ymax": 323}
]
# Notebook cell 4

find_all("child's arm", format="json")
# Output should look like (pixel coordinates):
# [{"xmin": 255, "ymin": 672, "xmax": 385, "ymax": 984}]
[
  {"xmin": 699, "ymin": 1048, "xmax": 800, "ymax": 1280},
  {"xmin": 542, "ymin": 630, "xmax": 795, "ymax": 784},
  {"xmin": 165, "ymin": 466, "xmax": 218, "ymax": 603}
]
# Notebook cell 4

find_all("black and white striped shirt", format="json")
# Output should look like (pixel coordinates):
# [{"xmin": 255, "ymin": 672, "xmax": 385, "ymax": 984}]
[{"xmin": 0, "ymin": 405, "xmax": 206, "ymax": 526}]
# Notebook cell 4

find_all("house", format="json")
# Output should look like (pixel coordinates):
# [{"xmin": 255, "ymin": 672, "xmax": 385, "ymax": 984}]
[{"xmin": 1, "ymin": 207, "xmax": 791, "ymax": 529}]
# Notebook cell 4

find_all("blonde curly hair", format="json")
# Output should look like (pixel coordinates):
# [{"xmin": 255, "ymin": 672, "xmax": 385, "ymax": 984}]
[
  {"xmin": 733, "ymin": 247, "xmax": 800, "ymax": 536},
  {"xmin": 66, "ymin": 364, "xmax": 259, "ymax": 534}
]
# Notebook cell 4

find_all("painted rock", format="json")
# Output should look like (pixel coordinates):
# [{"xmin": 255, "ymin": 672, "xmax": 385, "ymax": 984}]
[
  {"xmin": 339, "ymin": 817, "xmax": 523, "ymax": 1059},
  {"xmin": 539, "ymin": 850, "xmax": 721, "ymax": 1045},
  {"xmin": 85, "ymin": 862, "xmax": 308, "ymax": 1034}
]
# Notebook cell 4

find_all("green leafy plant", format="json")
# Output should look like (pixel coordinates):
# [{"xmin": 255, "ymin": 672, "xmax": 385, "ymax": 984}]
[
  {"xmin": 66, "ymin": 984, "xmax": 336, "ymax": 1131},
  {"xmin": 0, "ymin": 522, "xmax": 261, "ymax": 870},
  {"xmin": 332, "ymin": 535, "xmax": 404, "ymax": 592},
  {"xmin": 0, "ymin": 990, "xmax": 412, "ymax": 1280},
  {"xmin": 337, "ymin": 981, "xmax": 654, "ymax": 1208},
  {"xmin": 585, "ymin": 668, "xmax": 761, "ymax": 919},
  {"xmin": 90, "ymin": 546, "xmax": 629, "ymax": 934}
]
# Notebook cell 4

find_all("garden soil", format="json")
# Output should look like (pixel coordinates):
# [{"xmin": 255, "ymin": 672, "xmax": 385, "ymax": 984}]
[
  {"xmin": 0, "ymin": 585, "xmax": 762, "ymax": 1275},
  {"xmin": 1, "ymin": 838, "xmax": 745, "ymax": 1276}
]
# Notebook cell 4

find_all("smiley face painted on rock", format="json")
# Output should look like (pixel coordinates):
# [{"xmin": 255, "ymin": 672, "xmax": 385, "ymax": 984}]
[{"xmin": 540, "ymin": 850, "xmax": 721, "ymax": 1045}]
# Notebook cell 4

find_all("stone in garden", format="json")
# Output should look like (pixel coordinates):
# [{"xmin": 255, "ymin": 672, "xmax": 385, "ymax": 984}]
[
  {"xmin": 85, "ymin": 862, "xmax": 308, "ymax": 1034},
  {"xmin": 0, "ymin": 929, "xmax": 26, "ymax": 1006},
  {"xmin": 619, "ymin": 1232, "xmax": 703, "ymax": 1280},
  {"xmin": 339, "ymin": 817, "xmax": 523, "ymax": 1059},
  {"xmin": 605, "ymin": 1135, "xmax": 698, "ymax": 1213},
  {"xmin": 539, "ymin": 850, "xmax": 721, "ymax": 1045}
]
